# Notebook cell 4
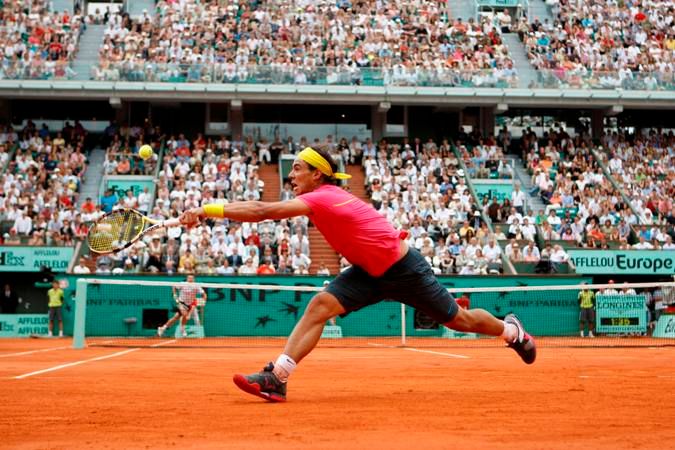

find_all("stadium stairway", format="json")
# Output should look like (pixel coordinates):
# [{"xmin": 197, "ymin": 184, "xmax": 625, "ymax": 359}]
[
  {"xmin": 71, "ymin": 24, "xmax": 106, "ymax": 81},
  {"xmin": 259, "ymin": 162, "xmax": 281, "ymax": 202},
  {"xmin": 78, "ymin": 148, "xmax": 106, "ymax": 207},
  {"xmin": 528, "ymin": 0, "xmax": 554, "ymax": 24},
  {"xmin": 127, "ymin": 0, "xmax": 155, "ymax": 18},
  {"xmin": 510, "ymin": 156, "xmax": 546, "ymax": 215},
  {"xmin": 451, "ymin": 0, "xmax": 477, "ymax": 21},
  {"xmin": 51, "ymin": 0, "xmax": 74, "ymax": 14},
  {"xmin": 345, "ymin": 164, "xmax": 368, "ymax": 201},
  {"xmin": 502, "ymin": 34, "xmax": 539, "ymax": 89}
]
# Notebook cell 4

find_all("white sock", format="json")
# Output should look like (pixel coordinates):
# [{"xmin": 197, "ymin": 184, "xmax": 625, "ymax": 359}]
[
  {"xmin": 501, "ymin": 322, "xmax": 518, "ymax": 343},
  {"xmin": 273, "ymin": 354, "xmax": 296, "ymax": 382},
  {"xmin": 580, "ymin": 331, "xmax": 584, "ymax": 337}
]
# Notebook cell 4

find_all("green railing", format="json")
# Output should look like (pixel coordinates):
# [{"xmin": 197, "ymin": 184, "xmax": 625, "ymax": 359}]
[
  {"xmin": 0, "ymin": 60, "xmax": 77, "ymax": 81},
  {"xmin": 6, "ymin": 61, "xmax": 675, "ymax": 91},
  {"xmin": 534, "ymin": 69, "xmax": 675, "ymax": 91},
  {"xmin": 91, "ymin": 63, "xmax": 518, "ymax": 88}
]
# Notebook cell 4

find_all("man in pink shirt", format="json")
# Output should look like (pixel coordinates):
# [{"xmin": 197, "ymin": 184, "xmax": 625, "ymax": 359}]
[{"xmin": 179, "ymin": 147, "xmax": 536, "ymax": 402}]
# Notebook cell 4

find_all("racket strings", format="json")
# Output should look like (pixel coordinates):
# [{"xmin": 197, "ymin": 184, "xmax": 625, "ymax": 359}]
[{"xmin": 87, "ymin": 210, "xmax": 145, "ymax": 253}]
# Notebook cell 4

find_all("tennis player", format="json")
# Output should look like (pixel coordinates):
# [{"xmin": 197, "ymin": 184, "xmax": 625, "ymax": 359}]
[
  {"xmin": 157, "ymin": 274, "xmax": 206, "ymax": 337},
  {"xmin": 179, "ymin": 147, "xmax": 536, "ymax": 402}
]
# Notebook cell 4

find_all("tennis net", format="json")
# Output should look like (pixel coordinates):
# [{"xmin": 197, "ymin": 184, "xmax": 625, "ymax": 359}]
[{"xmin": 67, "ymin": 278, "xmax": 675, "ymax": 348}]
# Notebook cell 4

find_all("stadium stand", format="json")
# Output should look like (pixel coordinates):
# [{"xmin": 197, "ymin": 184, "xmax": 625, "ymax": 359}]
[
  {"xmin": 92, "ymin": 0, "xmax": 517, "ymax": 87},
  {"xmin": 600, "ymin": 128, "xmax": 675, "ymax": 248},
  {"xmin": 520, "ymin": 0, "xmax": 675, "ymax": 89},
  {"xmin": 0, "ymin": 1, "xmax": 83, "ymax": 80},
  {"xmin": 359, "ymin": 136, "xmax": 505, "ymax": 275},
  {"xmin": 0, "ymin": 120, "xmax": 89, "ymax": 245}
]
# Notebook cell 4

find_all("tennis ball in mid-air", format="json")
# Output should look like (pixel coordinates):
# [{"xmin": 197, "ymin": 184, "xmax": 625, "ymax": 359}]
[{"xmin": 139, "ymin": 144, "xmax": 154, "ymax": 160}]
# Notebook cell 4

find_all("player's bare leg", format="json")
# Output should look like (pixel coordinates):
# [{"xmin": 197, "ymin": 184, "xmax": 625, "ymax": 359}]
[
  {"xmin": 157, "ymin": 312, "xmax": 182, "ymax": 337},
  {"xmin": 233, "ymin": 292, "xmax": 345, "ymax": 402},
  {"xmin": 445, "ymin": 307, "xmax": 505, "ymax": 335},
  {"xmin": 445, "ymin": 308, "xmax": 536, "ymax": 364},
  {"xmin": 282, "ymin": 292, "xmax": 346, "ymax": 363},
  {"xmin": 179, "ymin": 314, "xmax": 188, "ymax": 337}
]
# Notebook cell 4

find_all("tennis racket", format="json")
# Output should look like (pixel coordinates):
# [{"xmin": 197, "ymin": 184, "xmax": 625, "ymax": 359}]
[{"xmin": 87, "ymin": 209, "xmax": 181, "ymax": 255}]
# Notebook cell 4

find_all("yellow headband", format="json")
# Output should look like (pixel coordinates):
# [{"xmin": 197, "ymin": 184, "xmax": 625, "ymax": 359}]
[{"xmin": 297, "ymin": 147, "xmax": 352, "ymax": 180}]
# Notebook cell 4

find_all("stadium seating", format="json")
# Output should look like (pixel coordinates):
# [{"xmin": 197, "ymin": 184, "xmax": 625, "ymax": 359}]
[
  {"xmin": 0, "ymin": 120, "xmax": 89, "ymax": 245},
  {"xmin": 519, "ymin": 0, "xmax": 675, "ymax": 89},
  {"xmin": 600, "ymin": 128, "xmax": 675, "ymax": 249},
  {"xmin": 0, "ymin": 1, "xmax": 83, "ymax": 80},
  {"xmin": 93, "ymin": 1, "xmax": 517, "ymax": 87}
]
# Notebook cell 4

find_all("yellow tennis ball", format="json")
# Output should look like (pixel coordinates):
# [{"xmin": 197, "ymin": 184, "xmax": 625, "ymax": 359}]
[{"xmin": 139, "ymin": 144, "xmax": 154, "ymax": 160}]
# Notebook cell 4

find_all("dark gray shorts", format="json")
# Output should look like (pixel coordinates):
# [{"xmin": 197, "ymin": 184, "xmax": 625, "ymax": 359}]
[
  {"xmin": 48, "ymin": 307, "xmax": 62, "ymax": 321},
  {"xmin": 579, "ymin": 308, "xmax": 595, "ymax": 323},
  {"xmin": 326, "ymin": 248, "xmax": 459, "ymax": 323}
]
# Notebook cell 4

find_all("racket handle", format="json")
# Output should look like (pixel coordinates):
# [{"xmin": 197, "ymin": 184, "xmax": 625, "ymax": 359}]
[{"xmin": 162, "ymin": 218, "xmax": 182, "ymax": 227}]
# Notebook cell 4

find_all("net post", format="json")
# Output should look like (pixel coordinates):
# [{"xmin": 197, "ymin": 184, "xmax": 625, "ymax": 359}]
[
  {"xmin": 72, "ymin": 278, "xmax": 88, "ymax": 349},
  {"xmin": 401, "ymin": 303, "xmax": 406, "ymax": 346}
]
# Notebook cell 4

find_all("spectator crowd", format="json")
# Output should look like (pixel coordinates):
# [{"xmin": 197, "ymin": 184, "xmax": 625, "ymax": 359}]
[
  {"xmin": 92, "ymin": 0, "xmax": 516, "ymax": 87},
  {"xmin": 0, "ymin": 120, "xmax": 89, "ymax": 246},
  {"xmin": 519, "ymin": 0, "xmax": 675, "ymax": 89},
  {"xmin": 2, "ymin": 116, "xmax": 674, "ymax": 278},
  {"xmin": 0, "ymin": 1, "xmax": 83, "ymax": 80}
]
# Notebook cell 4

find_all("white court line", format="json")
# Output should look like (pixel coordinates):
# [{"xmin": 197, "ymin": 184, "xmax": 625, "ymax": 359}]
[
  {"xmin": 150, "ymin": 339, "xmax": 177, "ymax": 348},
  {"xmin": 367, "ymin": 342, "xmax": 398, "ymax": 348},
  {"xmin": 402, "ymin": 347, "xmax": 470, "ymax": 359},
  {"xmin": 367, "ymin": 342, "xmax": 469, "ymax": 359},
  {"xmin": 14, "ymin": 348, "xmax": 139, "ymax": 379},
  {"xmin": 0, "ymin": 346, "xmax": 70, "ymax": 358}
]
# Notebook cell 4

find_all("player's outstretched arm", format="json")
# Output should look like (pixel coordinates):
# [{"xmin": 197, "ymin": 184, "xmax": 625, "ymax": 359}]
[{"xmin": 179, "ymin": 199, "xmax": 311, "ymax": 226}]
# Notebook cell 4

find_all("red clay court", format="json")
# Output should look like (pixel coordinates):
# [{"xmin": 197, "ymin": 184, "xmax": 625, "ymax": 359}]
[{"xmin": 2, "ymin": 338, "xmax": 674, "ymax": 450}]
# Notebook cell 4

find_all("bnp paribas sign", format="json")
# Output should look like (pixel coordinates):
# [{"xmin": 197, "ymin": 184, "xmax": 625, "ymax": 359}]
[{"xmin": 568, "ymin": 250, "xmax": 675, "ymax": 275}]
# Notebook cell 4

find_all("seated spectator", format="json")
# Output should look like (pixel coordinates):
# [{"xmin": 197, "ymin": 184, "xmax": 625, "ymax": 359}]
[
  {"xmin": 522, "ymin": 242, "xmax": 541, "ymax": 262},
  {"xmin": 238, "ymin": 258, "xmax": 257, "ymax": 275},
  {"xmin": 459, "ymin": 260, "xmax": 477, "ymax": 275},
  {"xmin": 73, "ymin": 257, "xmax": 91, "ymax": 274}
]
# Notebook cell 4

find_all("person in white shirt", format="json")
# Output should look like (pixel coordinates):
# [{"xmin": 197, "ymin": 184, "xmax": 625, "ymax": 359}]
[
  {"xmin": 511, "ymin": 182, "xmax": 526, "ymax": 214},
  {"xmin": 521, "ymin": 218, "xmax": 537, "ymax": 242},
  {"xmin": 522, "ymin": 242, "xmax": 541, "ymax": 262},
  {"xmin": 137, "ymin": 186, "xmax": 152, "ymax": 213},
  {"xmin": 216, "ymin": 259, "xmax": 235, "ymax": 274},
  {"xmin": 73, "ymin": 258, "xmax": 91, "ymax": 274},
  {"xmin": 290, "ymin": 229, "xmax": 310, "ymax": 256},
  {"xmin": 506, "ymin": 207, "xmax": 523, "ymax": 225},
  {"xmin": 291, "ymin": 248, "xmax": 312, "ymax": 271},
  {"xmin": 619, "ymin": 283, "xmax": 637, "ymax": 296},
  {"xmin": 632, "ymin": 236, "xmax": 654, "ymax": 250},
  {"xmin": 663, "ymin": 236, "xmax": 675, "ymax": 250},
  {"xmin": 549, "ymin": 245, "xmax": 569, "ymax": 263},
  {"xmin": 316, "ymin": 263, "xmax": 330, "ymax": 276},
  {"xmin": 464, "ymin": 237, "xmax": 480, "ymax": 259},
  {"xmin": 482, "ymin": 239, "xmax": 502, "ymax": 263},
  {"xmin": 602, "ymin": 280, "xmax": 619, "ymax": 296},
  {"xmin": 238, "ymin": 258, "xmax": 258, "ymax": 275},
  {"xmin": 459, "ymin": 260, "xmax": 477, "ymax": 275},
  {"xmin": 122, "ymin": 190, "xmax": 138, "ymax": 209},
  {"xmin": 547, "ymin": 210, "xmax": 562, "ymax": 231},
  {"xmin": 13, "ymin": 211, "xmax": 32, "ymax": 235}
]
